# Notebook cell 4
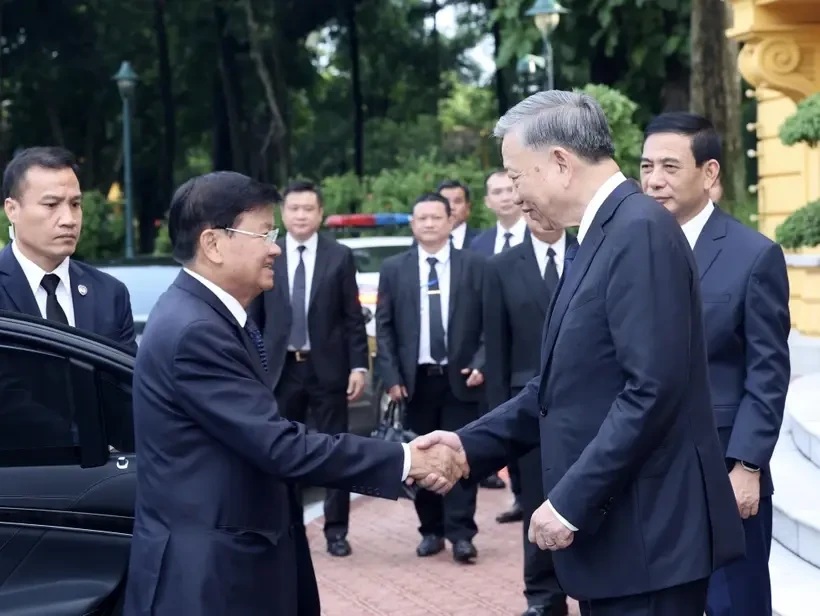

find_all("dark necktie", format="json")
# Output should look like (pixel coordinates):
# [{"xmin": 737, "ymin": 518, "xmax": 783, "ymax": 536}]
[
  {"xmin": 40, "ymin": 273, "xmax": 68, "ymax": 325},
  {"xmin": 563, "ymin": 243, "xmax": 579, "ymax": 279},
  {"xmin": 543, "ymin": 247, "xmax": 559, "ymax": 295},
  {"xmin": 289, "ymin": 245, "xmax": 307, "ymax": 350},
  {"xmin": 426, "ymin": 256, "xmax": 447, "ymax": 362},
  {"xmin": 244, "ymin": 318, "xmax": 268, "ymax": 372},
  {"xmin": 501, "ymin": 231, "xmax": 513, "ymax": 252}
]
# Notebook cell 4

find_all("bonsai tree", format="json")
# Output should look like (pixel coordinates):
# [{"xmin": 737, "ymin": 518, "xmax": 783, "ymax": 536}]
[{"xmin": 775, "ymin": 93, "xmax": 820, "ymax": 249}]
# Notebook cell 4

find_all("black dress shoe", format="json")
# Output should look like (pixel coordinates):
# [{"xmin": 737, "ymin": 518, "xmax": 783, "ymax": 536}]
[
  {"xmin": 521, "ymin": 607, "xmax": 546, "ymax": 616},
  {"xmin": 496, "ymin": 500, "xmax": 524, "ymax": 524},
  {"xmin": 451, "ymin": 539, "xmax": 478, "ymax": 563},
  {"xmin": 416, "ymin": 535, "xmax": 445, "ymax": 557},
  {"xmin": 479, "ymin": 474, "xmax": 506, "ymax": 489},
  {"xmin": 327, "ymin": 538, "xmax": 352, "ymax": 557}
]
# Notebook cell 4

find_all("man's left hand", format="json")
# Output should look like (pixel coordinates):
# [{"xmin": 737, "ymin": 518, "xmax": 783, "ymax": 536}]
[
  {"xmin": 528, "ymin": 500, "xmax": 574, "ymax": 551},
  {"xmin": 729, "ymin": 461, "xmax": 761, "ymax": 519},
  {"xmin": 461, "ymin": 368, "xmax": 484, "ymax": 387},
  {"xmin": 347, "ymin": 371, "xmax": 366, "ymax": 401}
]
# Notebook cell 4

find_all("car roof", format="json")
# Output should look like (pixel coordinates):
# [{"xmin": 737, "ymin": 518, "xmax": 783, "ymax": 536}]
[{"xmin": 337, "ymin": 236, "xmax": 413, "ymax": 249}]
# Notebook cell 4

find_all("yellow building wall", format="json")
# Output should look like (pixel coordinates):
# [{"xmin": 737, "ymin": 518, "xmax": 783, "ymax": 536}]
[{"xmin": 728, "ymin": 0, "xmax": 820, "ymax": 335}]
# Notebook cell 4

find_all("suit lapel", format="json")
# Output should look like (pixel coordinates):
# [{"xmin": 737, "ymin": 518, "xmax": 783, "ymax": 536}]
[
  {"xmin": 275, "ymin": 238, "xmax": 290, "ymax": 297},
  {"xmin": 408, "ymin": 249, "xmax": 421, "ymax": 335},
  {"xmin": 693, "ymin": 208, "xmax": 727, "ymax": 280},
  {"xmin": 541, "ymin": 183, "xmax": 635, "ymax": 367},
  {"xmin": 448, "ymin": 248, "xmax": 462, "ymax": 324},
  {"xmin": 174, "ymin": 271, "xmax": 270, "ymax": 385},
  {"xmin": 309, "ymin": 235, "xmax": 328, "ymax": 308},
  {"xmin": 0, "ymin": 245, "xmax": 40, "ymax": 315},
  {"xmin": 519, "ymin": 240, "xmax": 549, "ymax": 316},
  {"xmin": 69, "ymin": 261, "xmax": 95, "ymax": 332}
]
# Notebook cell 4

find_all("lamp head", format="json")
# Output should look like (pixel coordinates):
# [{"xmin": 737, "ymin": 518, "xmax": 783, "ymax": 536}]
[
  {"xmin": 525, "ymin": 0, "xmax": 568, "ymax": 35},
  {"xmin": 113, "ymin": 61, "xmax": 138, "ymax": 100}
]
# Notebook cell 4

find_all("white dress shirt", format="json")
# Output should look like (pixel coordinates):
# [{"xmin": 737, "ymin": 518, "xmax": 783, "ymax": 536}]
[
  {"xmin": 546, "ymin": 170, "xmax": 626, "ymax": 533},
  {"xmin": 530, "ymin": 231, "xmax": 566, "ymax": 278},
  {"xmin": 183, "ymin": 267, "xmax": 412, "ymax": 481},
  {"xmin": 450, "ymin": 222, "xmax": 467, "ymax": 250},
  {"xmin": 286, "ymin": 232, "xmax": 318, "ymax": 351},
  {"xmin": 576, "ymin": 171, "xmax": 628, "ymax": 245},
  {"xmin": 680, "ymin": 200, "xmax": 715, "ymax": 249},
  {"xmin": 493, "ymin": 217, "xmax": 528, "ymax": 255},
  {"xmin": 12, "ymin": 241, "xmax": 76, "ymax": 326},
  {"xmin": 418, "ymin": 243, "xmax": 451, "ymax": 364}
]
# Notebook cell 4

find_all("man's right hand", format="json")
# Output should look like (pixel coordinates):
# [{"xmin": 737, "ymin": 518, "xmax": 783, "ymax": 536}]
[
  {"xmin": 387, "ymin": 385, "xmax": 408, "ymax": 401},
  {"xmin": 408, "ymin": 431, "xmax": 469, "ymax": 493}
]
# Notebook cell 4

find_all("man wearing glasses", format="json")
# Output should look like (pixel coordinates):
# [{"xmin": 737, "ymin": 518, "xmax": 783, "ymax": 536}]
[{"xmin": 252, "ymin": 180, "xmax": 369, "ymax": 558}]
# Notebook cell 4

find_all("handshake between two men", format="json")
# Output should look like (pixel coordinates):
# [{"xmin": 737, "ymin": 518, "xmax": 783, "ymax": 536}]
[{"xmin": 405, "ymin": 430, "xmax": 575, "ymax": 553}]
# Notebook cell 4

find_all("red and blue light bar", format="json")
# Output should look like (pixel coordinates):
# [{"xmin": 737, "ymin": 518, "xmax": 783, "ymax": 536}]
[{"xmin": 324, "ymin": 213, "xmax": 411, "ymax": 228}]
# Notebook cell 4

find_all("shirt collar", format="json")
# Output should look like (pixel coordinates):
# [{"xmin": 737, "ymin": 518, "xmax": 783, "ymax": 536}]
[
  {"xmin": 576, "ymin": 171, "xmax": 627, "ymax": 245},
  {"xmin": 496, "ymin": 217, "xmax": 527, "ymax": 238},
  {"xmin": 531, "ymin": 230, "xmax": 566, "ymax": 257},
  {"xmin": 450, "ymin": 223, "xmax": 466, "ymax": 241},
  {"xmin": 680, "ymin": 200, "xmax": 715, "ymax": 249},
  {"xmin": 286, "ymin": 232, "xmax": 318, "ymax": 253},
  {"xmin": 418, "ymin": 242, "xmax": 451, "ymax": 265},
  {"xmin": 11, "ymin": 240, "xmax": 71, "ymax": 296},
  {"xmin": 183, "ymin": 268, "xmax": 248, "ymax": 327}
]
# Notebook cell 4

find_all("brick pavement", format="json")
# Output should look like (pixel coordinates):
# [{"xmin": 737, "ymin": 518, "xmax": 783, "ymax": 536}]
[{"xmin": 305, "ymin": 469, "xmax": 578, "ymax": 616}]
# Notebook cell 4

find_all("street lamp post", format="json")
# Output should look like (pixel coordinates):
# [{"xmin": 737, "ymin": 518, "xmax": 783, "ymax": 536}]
[
  {"xmin": 525, "ymin": 0, "xmax": 568, "ymax": 91},
  {"xmin": 113, "ymin": 61, "xmax": 138, "ymax": 259}
]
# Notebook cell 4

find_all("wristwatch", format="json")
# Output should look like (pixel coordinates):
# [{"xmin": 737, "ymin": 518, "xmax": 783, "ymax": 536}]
[{"xmin": 739, "ymin": 461, "xmax": 761, "ymax": 472}]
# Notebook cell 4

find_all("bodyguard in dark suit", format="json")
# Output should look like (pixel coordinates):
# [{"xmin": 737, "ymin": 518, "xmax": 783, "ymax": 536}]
[
  {"xmin": 417, "ymin": 91, "xmax": 745, "ymax": 616},
  {"xmin": 376, "ymin": 192, "xmax": 485, "ymax": 563},
  {"xmin": 124, "ymin": 172, "xmax": 465, "ymax": 616},
  {"xmin": 250, "ymin": 181, "xmax": 368, "ymax": 558},
  {"xmin": 642, "ymin": 112, "xmax": 790, "ymax": 616},
  {"xmin": 485, "ymin": 215, "xmax": 575, "ymax": 616},
  {"xmin": 437, "ymin": 179, "xmax": 480, "ymax": 249},
  {"xmin": 0, "ymin": 147, "xmax": 136, "ymax": 352}
]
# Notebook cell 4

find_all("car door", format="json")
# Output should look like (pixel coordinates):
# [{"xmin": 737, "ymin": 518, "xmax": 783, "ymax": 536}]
[{"xmin": 0, "ymin": 312, "xmax": 136, "ymax": 616}]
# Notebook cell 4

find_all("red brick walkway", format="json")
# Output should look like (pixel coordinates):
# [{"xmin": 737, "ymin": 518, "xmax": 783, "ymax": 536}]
[{"xmin": 305, "ymin": 470, "xmax": 534, "ymax": 615}]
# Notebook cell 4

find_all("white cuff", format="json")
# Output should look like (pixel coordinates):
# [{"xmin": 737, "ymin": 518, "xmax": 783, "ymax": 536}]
[
  {"xmin": 547, "ymin": 499, "xmax": 578, "ymax": 531},
  {"xmin": 352, "ymin": 367, "xmax": 368, "ymax": 373},
  {"xmin": 400, "ymin": 443, "xmax": 411, "ymax": 481}
]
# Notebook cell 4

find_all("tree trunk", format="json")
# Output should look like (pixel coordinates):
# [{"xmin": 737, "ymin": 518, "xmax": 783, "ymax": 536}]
[
  {"xmin": 346, "ymin": 0, "xmax": 365, "ymax": 182},
  {"xmin": 214, "ymin": 0, "xmax": 248, "ymax": 174},
  {"xmin": 153, "ymin": 0, "xmax": 176, "ymax": 221},
  {"xmin": 690, "ymin": 0, "xmax": 744, "ymax": 210},
  {"xmin": 487, "ymin": 0, "xmax": 509, "ymax": 116},
  {"xmin": 241, "ymin": 0, "xmax": 288, "ymax": 182}
]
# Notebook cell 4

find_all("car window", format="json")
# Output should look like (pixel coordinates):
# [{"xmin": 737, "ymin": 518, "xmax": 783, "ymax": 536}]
[
  {"xmin": 0, "ymin": 345, "xmax": 77, "ymax": 452},
  {"xmin": 351, "ymin": 246, "xmax": 410, "ymax": 273},
  {"xmin": 100, "ymin": 265, "xmax": 180, "ymax": 318},
  {"xmin": 97, "ymin": 371, "xmax": 135, "ymax": 453}
]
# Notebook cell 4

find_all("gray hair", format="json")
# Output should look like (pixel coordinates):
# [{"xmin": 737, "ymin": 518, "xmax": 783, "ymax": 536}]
[{"xmin": 493, "ymin": 90, "xmax": 615, "ymax": 162}]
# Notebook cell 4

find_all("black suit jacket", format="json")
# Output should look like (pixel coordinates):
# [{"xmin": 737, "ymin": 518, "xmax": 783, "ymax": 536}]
[
  {"xmin": 462, "ymin": 225, "xmax": 479, "ymax": 249},
  {"xmin": 457, "ymin": 181, "xmax": 745, "ymax": 601},
  {"xmin": 376, "ymin": 246, "xmax": 485, "ymax": 402},
  {"xmin": 252, "ymin": 234, "xmax": 368, "ymax": 392},
  {"xmin": 123, "ymin": 271, "xmax": 404, "ymax": 616},
  {"xmin": 483, "ymin": 233, "xmax": 576, "ymax": 409},
  {"xmin": 694, "ymin": 206, "xmax": 790, "ymax": 496},
  {"xmin": 469, "ymin": 225, "xmax": 532, "ymax": 258},
  {"xmin": 0, "ymin": 245, "xmax": 136, "ymax": 353}
]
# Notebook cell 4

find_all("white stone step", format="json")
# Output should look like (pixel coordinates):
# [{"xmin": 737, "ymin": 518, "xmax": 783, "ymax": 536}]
[
  {"xmin": 786, "ymin": 373, "xmax": 820, "ymax": 469},
  {"xmin": 770, "ymin": 433, "xmax": 820, "ymax": 568},
  {"xmin": 771, "ymin": 539, "xmax": 820, "ymax": 616}
]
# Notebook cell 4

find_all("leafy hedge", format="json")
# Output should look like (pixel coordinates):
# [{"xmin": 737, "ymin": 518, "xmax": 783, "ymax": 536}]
[{"xmin": 779, "ymin": 93, "xmax": 820, "ymax": 148}]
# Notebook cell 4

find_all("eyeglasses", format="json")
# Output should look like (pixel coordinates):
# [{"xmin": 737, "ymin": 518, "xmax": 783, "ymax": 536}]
[{"xmin": 221, "ymin": 227, "xmax": 279, "ymax": 244}]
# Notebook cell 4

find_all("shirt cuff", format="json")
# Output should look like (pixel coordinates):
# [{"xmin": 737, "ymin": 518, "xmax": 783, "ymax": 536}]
[
  {"xmin": 401, "ymin": 443, "xmax": 412, "ymax": 481},
  {"xmin": 547, "ymin": 499, "xmax": 578, "ymax": 532},
  {"xmin": 352, "ymin": 367, "xmax": 368, "ymax": 373}
]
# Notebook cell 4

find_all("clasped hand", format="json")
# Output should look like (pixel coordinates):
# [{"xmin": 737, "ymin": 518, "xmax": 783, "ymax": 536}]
[{"xmin": 406, "ymin": 431, "xmax": 470, "ymax": 494}]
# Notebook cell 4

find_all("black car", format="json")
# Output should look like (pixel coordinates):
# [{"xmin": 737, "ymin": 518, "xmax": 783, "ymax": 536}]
[{"xmin": 0, "ymin": 310, "xmax": 379, "ymax": 614}]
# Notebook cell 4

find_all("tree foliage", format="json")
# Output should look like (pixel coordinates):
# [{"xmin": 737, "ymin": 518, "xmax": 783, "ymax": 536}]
[
  {"xmin": 779, "ymin": 93, "xmax": 820, "ymax": 149},
  {"xmin": 775, "ymin": 200, "xmax": 820, "ymax": 250}
]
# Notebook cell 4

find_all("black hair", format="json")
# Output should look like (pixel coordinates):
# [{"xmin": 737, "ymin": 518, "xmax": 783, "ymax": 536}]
[
  {"xmin": 168, "ymin": 171, "xmax": 281, "ymax": 264},
  {"xmin": 413, "ymin": 192, "xmax": 452, "ymax": 217},
  {"xmin": 282, "ymin": 180, "xmax": 324, "ymax": 208},
  {"xmin": 644, "ymin": 112, "xmax": 722, "ymax": 167},
  {"xmin": 436, "ymin": 179, "xmax": 470, "ymax": 203},
  {"xmin": 3, "ymin": 146, "xmax": 80, "ymax": 200}
]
